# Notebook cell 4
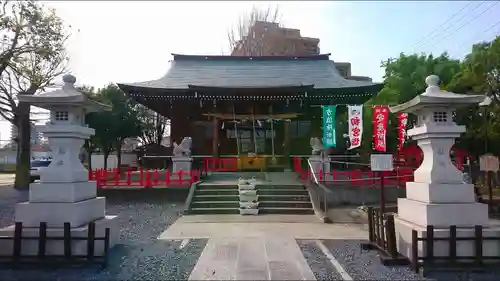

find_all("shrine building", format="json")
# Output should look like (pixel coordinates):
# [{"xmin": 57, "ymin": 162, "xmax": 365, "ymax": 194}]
[{"xmin": 117, "ymin": 54, "xmax": 382, "ymax": 171}]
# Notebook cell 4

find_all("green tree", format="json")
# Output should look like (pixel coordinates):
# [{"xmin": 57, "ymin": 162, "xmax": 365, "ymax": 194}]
[
  {"xmin": 0, "ymin": 0, "xmax": 68, "ymax": 189},
  {"xmin": 87, "ymin": 84, "xmax": 142, "ymax": 169},
  {"xmin": 353, "ymin": 53, "xmax": 463, "ymax": 157},
  {"xmin": 447, "ymin": 36, "xmax": 500, "ymax": 156},
  {"xmin": 449, "ymin": 36, "xmax": 500, "ymax": 102}
]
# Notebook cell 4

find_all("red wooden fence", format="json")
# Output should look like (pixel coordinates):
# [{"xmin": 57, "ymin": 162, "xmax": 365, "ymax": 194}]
[
  {"xmin": 89, "ymin": 168, "xmax": 201, "ymax": 188},
  {"xmin": 88, "ymin": 150, "xmax": 470, "ymax": 189}
]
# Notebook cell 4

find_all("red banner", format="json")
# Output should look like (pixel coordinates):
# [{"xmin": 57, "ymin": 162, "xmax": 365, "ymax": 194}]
[
  {"xmin": 397, "ymin": 113, "xmax": 408, "ymax": 150},
  {"xmin": 373, "ymin": 105, "xmax": 389, "ymax": 152}
]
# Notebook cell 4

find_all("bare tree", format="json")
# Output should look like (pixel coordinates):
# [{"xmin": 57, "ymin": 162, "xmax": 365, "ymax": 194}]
[
  {"xmin": 0, "ymin": 0, "xmax": 69, "ymax": 189},
  {"xmin": 227, "ymin": 5, "xmax": 282, "ymax": 56},
  {"xmin": 135, "ymin": 105, "xmax": 168, "ymax": 146}
]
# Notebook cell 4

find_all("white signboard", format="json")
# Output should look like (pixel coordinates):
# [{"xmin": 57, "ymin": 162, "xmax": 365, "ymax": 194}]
[
  {"xmin": 480, "ymin": 154, "xmax": 499, "ymax": 172},
  {"xmin": 371, "ymin": 154, "xmax": 394, "ymax": 171}
]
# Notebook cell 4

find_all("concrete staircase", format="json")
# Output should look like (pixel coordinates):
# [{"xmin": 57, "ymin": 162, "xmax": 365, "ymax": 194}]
[{"xmin": 188, "ymin": 183, "xmax": 314, "ymax": 215}]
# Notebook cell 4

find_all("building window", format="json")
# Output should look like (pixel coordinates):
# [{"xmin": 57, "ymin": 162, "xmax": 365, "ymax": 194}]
[
  {"xmin": 433, "ymin": 112, "xmax": 447, "ymax": 123},
  {"xmin": 55, "ymin": 111, "xmax": 69, "ymax": 121}
]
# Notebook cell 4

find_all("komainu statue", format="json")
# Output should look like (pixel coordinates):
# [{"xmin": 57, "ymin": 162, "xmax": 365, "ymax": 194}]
[
  {"xmin": 173, "ymin": 137, "xmax": 192, "ymax": 157},
  {"xmin": 310, "ymin": 137, "xmax": 326, "ymax": 157}
]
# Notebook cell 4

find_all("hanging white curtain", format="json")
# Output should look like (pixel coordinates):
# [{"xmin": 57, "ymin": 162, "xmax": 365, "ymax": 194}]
[{"xmin": 347, "ymin": 105, "xmax": 363, "ymax": 150}]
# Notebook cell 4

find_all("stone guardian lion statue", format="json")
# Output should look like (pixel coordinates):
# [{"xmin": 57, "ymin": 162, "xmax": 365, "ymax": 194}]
[
  {"xmin": 310, "ymin": 137, "xmax": 326, "ymax": 158},
  {"xmin": 173, "ymin": 137, "xmax": 192, "ymax": 157}
]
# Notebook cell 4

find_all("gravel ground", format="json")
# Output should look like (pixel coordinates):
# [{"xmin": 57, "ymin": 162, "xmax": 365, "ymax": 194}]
[
  {"xmin": 297, "ymin": 240, "xmax": 344, "ymax": 280},
  {"xmin": 321, "ymin": 239, "xmax": 500, "ymax": 281},
  {"xmin": 320, "ymin": 239, "xmax": 424, "ymax": 281},
  {"xmin": 0, "ymin": 187, "xmax": 207, "ymax": 281}
]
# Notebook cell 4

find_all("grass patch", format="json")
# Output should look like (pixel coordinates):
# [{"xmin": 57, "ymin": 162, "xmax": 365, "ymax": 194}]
[{"xmin": 0, "ymin": 164, "xmax": 15, "ymax": 174}]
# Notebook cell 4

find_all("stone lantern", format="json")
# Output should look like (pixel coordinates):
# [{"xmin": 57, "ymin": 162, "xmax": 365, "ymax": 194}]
[
  {"xmin": 390, "ymin": 75, "xmax": 500, "ymax": 259},
  {"xmin": 0, "ymin": 74, "xmax": 118, "ymax": 255}
]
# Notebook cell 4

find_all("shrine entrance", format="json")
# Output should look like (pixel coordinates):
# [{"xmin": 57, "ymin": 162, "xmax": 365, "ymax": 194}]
[
  {"xmin": 221, "ymin": 112, "xmax": 297, "ymax": 172},
  {"xmin": 230, "ymin": 119, "xmax": 268, "ymax": 171}
]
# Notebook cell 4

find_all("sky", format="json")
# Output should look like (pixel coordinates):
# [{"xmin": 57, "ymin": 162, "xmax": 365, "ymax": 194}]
[{"xmin": 1, "ymin": 1, "xmax": 499, "ymax": 141}]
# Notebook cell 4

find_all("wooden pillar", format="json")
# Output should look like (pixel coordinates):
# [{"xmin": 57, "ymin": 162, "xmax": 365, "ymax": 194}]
[
  {"xmin": 212, "ymin": 117, "xmax": 219, "ymax": 157},
  {"xmin": 170, "ymin": 106, "xmax": 190, "ymax": 145},
  {"xmin": 283, "ymin": 119, "xmax": 291, "ymax": 170}
]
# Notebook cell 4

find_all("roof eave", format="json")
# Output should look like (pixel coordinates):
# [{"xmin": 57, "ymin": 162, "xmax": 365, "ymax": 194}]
[{"xmin": 171, "ymin": 53, "xmax": 332, "ymax": 61}]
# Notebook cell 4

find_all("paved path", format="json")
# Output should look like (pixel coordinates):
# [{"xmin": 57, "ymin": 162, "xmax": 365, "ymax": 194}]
[
  {"xmin": 188, "ymin": 236, "xmax": 316, "ymax": 280},
  {"xmin": 159, "ymin": 216, "xmax": 368, "ymax": 240},
  {"xmin": 159, "ymin": 214, "xmax": 368, "ymax": 280},
  {"xmin": 0, "ymin": 174, "xmax": 14, "ymax": 186}
]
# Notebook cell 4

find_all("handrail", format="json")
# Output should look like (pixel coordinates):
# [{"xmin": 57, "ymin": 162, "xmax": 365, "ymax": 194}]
[
  {"xmin": 183, "ymin": 180, "xmax": 201, "ymax": 214},
  {"xmin": 307, "ymin": 158, "xmax": 319, "ymax": 185},
  {"xmin": 305, "ymin": 158, "xmax": 332, "ymax": 222},
  {"xmin": 306, "ymin": 159, "xmax": 332, "ymax": 194}
]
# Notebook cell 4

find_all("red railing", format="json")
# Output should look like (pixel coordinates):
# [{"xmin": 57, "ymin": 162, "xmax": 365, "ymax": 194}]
[
  {"xmin": 88, "ymin": 168, "xmax": 201, "ymax": 188},
  {"xmin": 294, "ymin": 156, "xmax": 417, "ymax": 188},
  {"xmin": 297, "ymin": 168, "xmax": 415, "ymax": 188}
]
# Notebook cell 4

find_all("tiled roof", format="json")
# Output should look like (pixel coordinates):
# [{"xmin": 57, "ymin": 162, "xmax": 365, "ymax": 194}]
[{"xmin": 118, "ymin": 54, "xmax": 381, "ymax": 91}]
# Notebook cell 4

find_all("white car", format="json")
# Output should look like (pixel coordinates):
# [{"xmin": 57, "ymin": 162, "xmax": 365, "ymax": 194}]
[{"xmin": 30, "ymin": 159, "xmax": 51, "ymax": 182}]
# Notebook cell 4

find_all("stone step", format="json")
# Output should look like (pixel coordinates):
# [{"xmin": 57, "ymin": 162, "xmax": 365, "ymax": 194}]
[
  {"xmin": 191, "ymin": 201, "xmax": 240, "ymax": 208},
  {"xmin": 259, "ymin": 201, "xmax": 312, "ymax": 209},
  {"xmin": 256, "ymin": 185, "xmax": 305, "ymax": 190},
  {"xmin": 195, "ymin": 189, "xmax": 239, "ymax": 196},
  {"xmin": 197, "ymin": 184, "xmax": 237, "ymax": 190},
  {"xmin": 259, "ymin": 207, "xmax": 314, "ymax": 215},
  {"xmin": 188, "ymin": 207, "xmax": 239, "ymax": 215},
  {"xmin": 257, "ymin": 189, "xmax": 309, "ymax": 196},
  {"xmin": 192, "ymin": 195, "xmax": 239, "ymax": 201},
  {"xmin": 259, "ymin": 195, "xmax": 311, "ymax": 201}
]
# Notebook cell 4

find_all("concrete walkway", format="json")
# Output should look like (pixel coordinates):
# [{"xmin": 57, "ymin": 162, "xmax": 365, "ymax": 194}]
[
  {"xmin": 159, "ymin": 215, "xmax": 368, "ymax": 280},
  {"xmin": 0, "ymin": 174, "xmax": 15, "ymax": 186}
]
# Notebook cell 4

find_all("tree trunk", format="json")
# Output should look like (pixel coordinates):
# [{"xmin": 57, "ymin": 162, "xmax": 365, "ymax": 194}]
[
  {"xmin": 103, "ymin": 151, "xmax": 109, "ymax": 170},
  {"xmin": 87, "ymin": 151, "xmax": 93, "ymax": 171},
  {"xmin": 14, "ymin": 102, "xmax": 31, "ymax": 190},
  {"xmin": 155, "ymin": 113, "xmax": 163, "ymax": 144},
  {"xmin": 116, "ymin": 141, "xmax": 122, "ymax": 167}
]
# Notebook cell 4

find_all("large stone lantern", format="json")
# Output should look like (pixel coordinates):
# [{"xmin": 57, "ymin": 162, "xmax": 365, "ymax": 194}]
[
  {"xmin": 390, "ymin": 75, "xmax": 500, "ymax": 259},
  {"xmin": 0, "ymin": 74, "xmax": 118, "ymax": 255}
]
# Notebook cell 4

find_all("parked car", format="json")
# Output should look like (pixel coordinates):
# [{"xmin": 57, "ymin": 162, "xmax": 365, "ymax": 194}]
[{"xmin": 30, "ymin": 159, "xmax": 52, "ymax": 183}]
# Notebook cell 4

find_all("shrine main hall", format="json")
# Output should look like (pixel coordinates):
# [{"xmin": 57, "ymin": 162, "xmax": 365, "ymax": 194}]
[{"xmin": 117, "ymin": 53, "xmax": 382, "ymax": 170}]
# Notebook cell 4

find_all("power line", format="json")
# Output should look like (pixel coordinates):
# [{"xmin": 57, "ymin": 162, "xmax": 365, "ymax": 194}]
[
  {"xmin": 410, "ymin": 1, "xmax": 476, "ymax": 50},
  {"xmin": 426, "ymin": 1, "xmax": 500, "ymax": 50},
  {"xmin": 455, "ymin": 19, "xmax": 500, "ymax": 51},
  {"xmin": 413, "ymin": 1, "xmax": 487, "ymax": 51}
]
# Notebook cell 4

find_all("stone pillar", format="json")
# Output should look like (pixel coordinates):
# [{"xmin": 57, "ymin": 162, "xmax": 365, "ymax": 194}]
[
  {"xmin": 308, "ymin": 155, "xmax": 330, "ymax": 180},
  {"xmin": 172, "ymin": 157, "xmax": 192, "ymax": 173},
  {"xmin": 0, "ymin": 74, "xmax": 118, "ymax": 256}
]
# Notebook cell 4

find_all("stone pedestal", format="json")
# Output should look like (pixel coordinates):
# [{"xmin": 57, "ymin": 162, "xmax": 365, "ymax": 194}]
[
  {"xmin": 390, "ymin": 75, "xmax": 500, "ymax": 261},
  {"xmin": 309, "ymin": 155, "xmax": 330, "ymax": 180},
  {"xmin": 172, "ymin": 156, "xmax": 192, "ymax": 173},
  {"xmin": 0, "ymin": 74, "xmax": 118, "ymax": 257}
]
